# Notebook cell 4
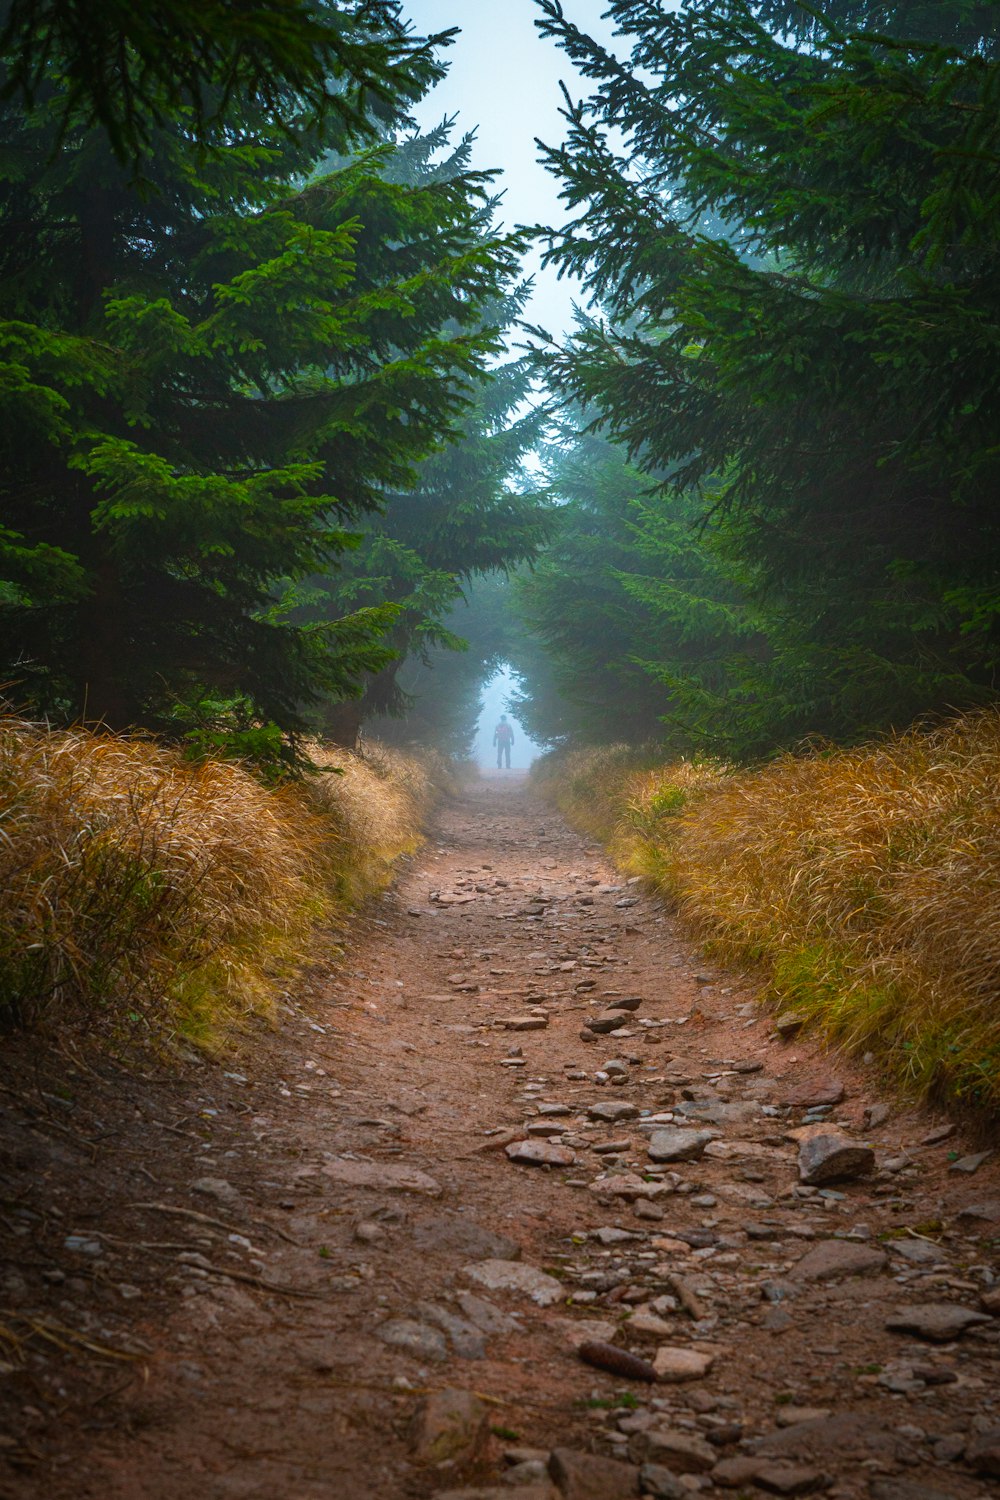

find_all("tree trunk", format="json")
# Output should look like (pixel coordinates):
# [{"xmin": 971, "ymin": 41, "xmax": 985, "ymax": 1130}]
[{"xmin": 322, "ymin": 699, "xmax": 363, "ymax": 749}]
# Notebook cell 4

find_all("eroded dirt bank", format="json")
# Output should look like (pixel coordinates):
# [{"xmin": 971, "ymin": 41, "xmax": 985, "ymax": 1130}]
[{"xmin": 1, "ymin": 772, "xmax": 998, "ymax": 1500}]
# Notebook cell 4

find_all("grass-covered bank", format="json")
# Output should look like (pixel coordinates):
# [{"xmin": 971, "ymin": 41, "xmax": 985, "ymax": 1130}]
[
  {"xmin": 533, "ymin": 712, "xmax": 1000, "ymax": 1119},
  {"xmin": 0, "ymin": 715, "xmax": 444, "ymax": 1050}
]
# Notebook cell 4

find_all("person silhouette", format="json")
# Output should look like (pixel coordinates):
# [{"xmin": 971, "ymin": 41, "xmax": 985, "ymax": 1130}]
[{"xmin": 493, "ymin": 713, "xmax": 514, "ymax": 769}]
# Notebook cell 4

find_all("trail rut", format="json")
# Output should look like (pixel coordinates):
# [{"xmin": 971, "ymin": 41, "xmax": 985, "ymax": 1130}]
[{"xmin": 1, "ymin": 772, "xmax": 998, "ymax": 1500}]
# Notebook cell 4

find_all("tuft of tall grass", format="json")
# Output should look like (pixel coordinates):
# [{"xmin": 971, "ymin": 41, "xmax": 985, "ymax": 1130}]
[
  {"xmin": 0, "ymin": 715, "xmax": 436, "ymax": 1049},
  {"xmin": 534, "ymin": 712, "xmax": 1000, "ymax": 1116}
]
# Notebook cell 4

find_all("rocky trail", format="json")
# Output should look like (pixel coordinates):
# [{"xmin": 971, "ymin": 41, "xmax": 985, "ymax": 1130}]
[{"xmin": 1, "ymin": 773, "xmax": 998, "ymax": 1500}]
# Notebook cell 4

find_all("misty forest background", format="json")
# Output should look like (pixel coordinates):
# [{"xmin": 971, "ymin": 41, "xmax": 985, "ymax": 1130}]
[{"xmin": 3, "ymin": 0, "xmax": 998, "ymax": 770}]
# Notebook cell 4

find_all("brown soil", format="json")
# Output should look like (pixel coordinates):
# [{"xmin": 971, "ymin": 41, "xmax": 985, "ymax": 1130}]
[{"xmin": 1, "ymin": 772, "xmax": 997, "ymax": 1499}]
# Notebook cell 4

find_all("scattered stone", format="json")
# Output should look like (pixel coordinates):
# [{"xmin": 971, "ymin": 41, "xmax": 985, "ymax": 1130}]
[
  {"xmin": 375, "ymin": 1319, "xmax": 448, "ymax": 1361},
  {"xmin": 537, "ymin": 1104, "xmax": 573, "ymax": 1117},
  {"xmin": 322, "ymin": 1158, "xmax": 442, "ymax": 1196},
  {"xmin": 592, "ymin": 1226, "xmax": 643, "ymax": 1245},
  {"xmin": 608, "ymin": 996, "xmax": 643, "ymax": 1012},
  {"xmin": 774, "ymin": 1014, "xmax": 804, "ymax": 1039},
  {"xmin": 790, "ymin": 1241, "xmax": 886, "ymax": 1281},
  {"xmin": 868, "ymin": 1483, "xmax": 954, "ymax": 1500},
  {"xmin": 548, "ymin": 1447, "xmax": 640, "ymax": 1499},
  {"xmin": 462, "ymin": 1259, "xmax": 565, "ymax": 1307},
  {"xmin": 981, "ymin": 1286, "xmax": 1000, "ymax": 1315},
  {"xmin": 783, "ymin": 1081, "xmax": 845, "ymax": 1109},
  {"xmin": 797, "ymin": 1135, "xmax": 875, "ymax": 1185},
  {"xmin": 955, "ymin": 1199, "xmax": 1000, "ymax": 1224},
  {"xmin": 593, "ymin": 1138, "xmax": 633, "ymax": 1155},
  {"xmin": 647, "ymin": 1127, "xmax": 716, "ymax": 1163},
  {"xmin": 712, "ymin": 1458, "xmax": 829, "ymax": 1494},
  {"xmin": 588, "ymin": 1102, "xmax": 640, "ymax": 1123},
  {"xmin": 411, "ymin": 1388, "xmax": 488, "ymax": 1466},
  {"xmin": 949, "ymin": 1150, "xmax": 991, "ymax": 1174},
  {"xmin": 501, "ymin": 1015, "xmax": 549, "ymax": 1032},
  {"xmin": 590, "ymin": 1172, "xmax": 669, "ymax": 1202},
  {"xmin": 752, "ymin": 1414, "xmax": 915, "ymax": 1464},
  {"xmin": 354, "ymin": 1220, "xmax": 385, "ymax": 1245},
  {"xmin": 553, "ymin": 1317, "xmax": 618, "ymax": 1350},
  {"xmin": 505, "ymin": 1140, "xmax": 577, "ymax": 1168},
  {"xmin": 652, "ymin": 1346, "xmax": 715, "ymax": 1383},
  {"xmin": 863, "ymin": 1103, "xmax": 892, "ymax": 1130},
  {"xmin": 417, "ymin": 1302, "xmax": 487, "ymax": 1360},
  {"xmin": 885, "ymin": 1302, "xmax": 993, "ymax": 1342},
  {"xmin": 628, "ymin": 1428, "xmax": 716, "ymax": 1473},
  {"xmin": 634, "ymin": 1200, "xmax": 664, "ymax": 1221},
  {"xmin": 527, "ymin": 1121, "xmax": 572, "ymax": 1138},
  {"xmin": 433, "ymin": 1487, "xmax": 555, "ymax": 1500},
  {"xmin": 628, "ymin": 1309, "xmax": 675, "ymax": 1339}
]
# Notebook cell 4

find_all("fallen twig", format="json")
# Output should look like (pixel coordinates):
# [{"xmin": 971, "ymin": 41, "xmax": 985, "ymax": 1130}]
[{"xmin": 128, "ymin": 1201, "xmax": 301, "ymax": 1246}]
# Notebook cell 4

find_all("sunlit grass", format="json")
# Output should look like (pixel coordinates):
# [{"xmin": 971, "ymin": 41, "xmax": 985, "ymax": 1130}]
[
  {"xmin": 0, "ymin": 715, "xmax": 437, "ymax": 1050},
  {"xmin": 534, "ymin": 711, "xmax": 1000, "ymax": 1116}
]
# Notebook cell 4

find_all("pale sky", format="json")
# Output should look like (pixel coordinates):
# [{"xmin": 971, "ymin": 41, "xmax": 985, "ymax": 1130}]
[{"xmin": 403, "ymin": 0, "xmax": 622, "ymax": 337}]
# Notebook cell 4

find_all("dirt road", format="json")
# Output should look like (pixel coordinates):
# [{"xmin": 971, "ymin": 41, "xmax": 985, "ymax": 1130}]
[{"xmin": 1, "ymin": 772, "xmax": 998, "ymax": 1499}]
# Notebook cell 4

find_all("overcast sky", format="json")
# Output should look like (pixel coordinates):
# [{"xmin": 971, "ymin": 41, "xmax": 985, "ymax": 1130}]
[{"xmin": 402, "ymin": 0, "xmax": 622, "ymax": 338}]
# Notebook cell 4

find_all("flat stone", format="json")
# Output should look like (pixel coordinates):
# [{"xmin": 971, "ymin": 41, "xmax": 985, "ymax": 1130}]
[
  {"xmin": 434, "ymin": 1488, "xmax": 556, "ymax": 1500},
  {"xmin": 590, "ymin": 1172, "xmax": 668, "ymax": 1202},
  {"xmin": 454, "ymin": 1292, "xmax": 519, "ymax": 1335},
  {"xmin": 462, "ymin": 1259, "xmax": 565, "ymax": 1307},
  {"xmin": 417, "ymin": 1303, "xmax": 486, "ymax": 1360},
  {"xmin": 548, "ymin": 1447, "xmax": 640, "ymax": 1499},
  {"xmin": 949, "ymin": 1150, "xmax": 991, "ymax": 1173},
  {"xmin": 647, "ymin": 1128, "xmax": 716, "ymax": 1163},
  {"xmin": 965, "ymin": 1426, "xmax": 1000, "ymax": 1478},
  {"xmin": 790, "ymin": 1241, "xmax": 886, "ymax": 1281},
  {"xmin": 323, "ymin": 1158, "xmax": 442, "ymax": 1196},
  {"xmin": 588, "ymin": 1011, "xmax": 632, "ymax": 1034},
  {"xmin": 919, "ymin": 1123, "xmax": 956, "ymax": 1145},
  {"xmin": 412, "ymin": 1216, "xmax": 521, "ymax": 1261},
  {"xmin": 628, "ymin": 1428, "xmax": 716, "ymax": 1472},
  {"xmin": 652, "ymin": 1346, "xmax": 715, "ymax": 1383},
  {"xmin": 774, "ymin": 1013, "xmax": 804, "ymax": 1038},
  {"xmin": 885, "ymin": 1301, "xmax": 993, "ymax": 1342},
  {"xmin": 592, "ymin": 1226, "xmax": 643, "ymax": 1245},
  {"xmin": 527, "ymin": 1121, "xmax": 572, "ymax": 1138},
  {"xmin": 501, "ymin": 1014, "xmax": 549, "ymax": 1031},
  {"xmin": 751, "ymin": 1414, "xmax": 912, "ymax": 1463},
  {"xmin": 891, "ymin": 1238, "xmax": 946, "ymax": 1266},
  {"xmin": 628, "ymin": 1310, "xmax": 675, "ymax": 1339},
  {"xmin": 782, "ymin": 1080, "xmax": 845, "ymax": 1109},
  {"xmin": 982, "ymin": 1286, "xmax": 1000, "ymax": 1314},
  {"xmin": 712, "ymin": 1458, "xmax": 829, "ymax": 1494},
  {"xmin": 955, "ymin": 1198, "xmax": 1000, "ymax": 1223},
  {"xmin": 676, "ymin": 1101, "xmax": 760, "ymax": 1125},
  {"xmin": 552, "ymin": 1317, "xmax": 618, "ymax": 1350},
  {"xmin": 537, "ymin": 1104, "xmax": 573, "ymax": 1117},
  {"xmin": 411, "ymin": 1388, "xmax": 488, "ymax": 1466},
  {"xmin": 587, "ymin": 1101, "xmax": 640, "ymax": 1123},
  {"xmin": 506, "ymin": 1140, "xmax": 577, "ymax": 1168},
  {"xmin": 608, "ymin": 996, "xmax": 643, "ymax": 1011},
  {"xmin": 375, "ymin": 1318, "xmax": 447, "ymax": 1361},
  {"xmin": 798, "ymin": 1135, "xmax": 875, "ymax": 1185}
]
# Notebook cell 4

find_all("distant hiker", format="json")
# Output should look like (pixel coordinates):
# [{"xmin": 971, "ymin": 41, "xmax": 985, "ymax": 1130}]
[{"xmin": 493, "ymin": 714, "xmax": 514, "ymax": 769}]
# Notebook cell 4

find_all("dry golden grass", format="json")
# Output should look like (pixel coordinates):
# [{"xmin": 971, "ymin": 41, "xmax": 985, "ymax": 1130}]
[
  {"xmin": 0, "ymin": 715, "xmax": 437, "ymax": 1049},
  {"xmin": 535, "ymin": 712, "xmax": 1000, "ymax": 1115}
]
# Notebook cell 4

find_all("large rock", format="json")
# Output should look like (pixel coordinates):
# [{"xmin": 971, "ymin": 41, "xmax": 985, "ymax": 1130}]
[
  {"xmin": 653, "ymin": 1346, "xmax": 715, "ymax": 1382},
  {"xmin": 639, "ymin": 1465, "xmax": 688, "ymax": 1500},
  {"xmin": 547, "ymin": 1447, "xmax": 640, "ymax": 1499},
  {"xmin": 462, "ymin": 1259, "xmax": 564, "ymax": 1307},
  {"xmin": 647, "ymin": 1128, "xmax": 716, "ymax": 1163},
  {"xmin": 588, "ymin": 1010, "xmax": 632, "ymax": 1034},
  {"xmin": 505, "ymin": 1139, "xmax": 577, "ymax": 1168},
  {"xmin": 790, "ymin": 1241, "xmax": 886, "ymax": 1281},
  {"xmin": 751, "ymin": 1414, "xmax": 910, "ymax": 1463},
  {"xmin": 885, "ymin": 1301, "xmax": 993, "ymax": 1342},
  {"xmin": 411, "ymin": 1388, "xmax": 488, "ymax": 1466},
  {"xmin": 322, "ymin": 1158, "xmax": 442, "ymax": 1196},
  {"xmin": 627, "ymin": 1428, "xmax": 716, "ymax": 1472},
  {"xmin": 797, "ymin": 1134, "xmax": 875, "ymax": 1185}
]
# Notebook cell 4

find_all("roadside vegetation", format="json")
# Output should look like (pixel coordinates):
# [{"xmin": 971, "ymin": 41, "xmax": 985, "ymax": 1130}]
[
  {"xmin": 534, "ymin": 711, "xmax": 1000, "ymax": 1118},
  {"xmin": 0, "ymin": 713, "xmax": 440, "ymax": 1051}
]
